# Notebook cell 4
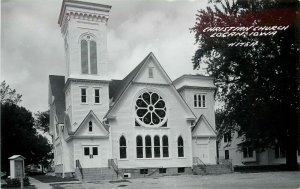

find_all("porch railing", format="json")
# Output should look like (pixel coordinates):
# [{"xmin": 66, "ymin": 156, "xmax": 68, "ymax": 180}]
[
  {"xmin": 108, "ymin": 159, "xmax": 119, "ymax": 177},
  {"xmin": 75, "ymin": 159, "xmax": 83, "ymax": 180}
]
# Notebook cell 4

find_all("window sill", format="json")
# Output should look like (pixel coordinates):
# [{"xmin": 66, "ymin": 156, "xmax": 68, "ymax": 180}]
[
  {"xmin": 136, "ymin": 157, "xmax": 171, "ymax": 160},
  {"xmin": 81, "ymin": 103, "xmax": 88, "ymax": 105},
  {"xmin": 177, "ymin": 157, "xmax": 186, "ymax": 159},
  {"xmin": 118, "ymin": 158, "xmax": 129, "ymax": 161},
  {"xmin": 194, "ymin": 107, "xmax": 207, "ymax": 109},
  {"xmin": 94, "ymin": 103, "xmax": 102, "ymax": 105}
]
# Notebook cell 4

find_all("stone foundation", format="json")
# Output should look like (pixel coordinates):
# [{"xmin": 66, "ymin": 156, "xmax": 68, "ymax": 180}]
[{"xmin": 119, "ymin": 167, "xmax": 193, "ymax": 179}]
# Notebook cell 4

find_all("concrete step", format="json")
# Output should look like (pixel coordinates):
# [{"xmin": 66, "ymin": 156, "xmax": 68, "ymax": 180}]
[
  {"xmin": 76, "ymin": 167, "xmax": 118, "ymax": 181},
  {"xmin": 193, "ymin": 164, "xmax": 232, "ymax": 175}
]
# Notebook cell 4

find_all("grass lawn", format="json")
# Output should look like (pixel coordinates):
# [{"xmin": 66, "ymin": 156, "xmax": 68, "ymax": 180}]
[
  {"xmin": 31, "ymin": 175, "xmax": 78, "ymax": 183},
  {"xmin": 1, "ymin": 185, "xmax": 38, "ymax": 189},
  {"xmin": 48, "ymin": 171, "xmax": 300, "ymax": 189}
]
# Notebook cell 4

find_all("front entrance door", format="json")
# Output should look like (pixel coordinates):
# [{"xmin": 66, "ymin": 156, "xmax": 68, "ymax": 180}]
[
  {"xmin": 197, "ymin": 144, "xmax": 209, "ymax": 164},
  {"xmin": 82, "ymin": 146, "xmax": 101, "ymax": 168}
]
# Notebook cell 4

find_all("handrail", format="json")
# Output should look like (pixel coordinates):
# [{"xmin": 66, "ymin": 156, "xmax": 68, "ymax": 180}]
[
  {"xmin": 193, "ymin": 157, "xmax": 206, "ymax": 167},
  {"xmin": 108, "ymin": 159, "xmax": 119, "ymax": 177},
  {"xmin": 147, "ymin": 168, "xmax": 159, "ymax": 176},
  {"xmin": 75, "ymin": 159, "xmax": 83, "ymax": 180}
]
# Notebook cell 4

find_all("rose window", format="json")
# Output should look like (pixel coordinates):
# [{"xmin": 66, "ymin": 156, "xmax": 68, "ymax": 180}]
[{"xmin": 135, "ymin": 91, "xmax": 167, "ymax": 126}]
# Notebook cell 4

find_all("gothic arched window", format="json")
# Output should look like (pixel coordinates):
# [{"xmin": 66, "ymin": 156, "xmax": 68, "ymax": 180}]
[
  {"xmin": 136, "ymin": 135, "xmax": 143, "ymax": 158},
  {"xmin": 162, "ymin": 135, "xmax": 169, "ymax": 157},
  {"xmin": 89, "ymin": 121, "xmax": 93, "ymax": 132},
  {"xmin": 119, "ymin": 136, "xmax": 127, "ymax": 159},
  {"xmin": 135, "ymin": 91, "xmax": 167, "ymax": 127},
  {"xmin": 178, "ymin": 136, "xmax": 184, "ymax": 157},
  {"xmin": 154, "ymin": 135, "xmax": 160, "ymax": 158},
  {"xmin": 80, "ymin": 35, "xmax": 97, "ymax": 74},
  {"xmin": 145, "ymin": 135, "xmax": 152, "ymax": 158}
]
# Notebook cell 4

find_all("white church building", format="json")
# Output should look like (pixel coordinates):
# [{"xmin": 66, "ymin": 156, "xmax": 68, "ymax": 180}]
[{"xmin": 49, "ymin": 0, "xmax": 219, "ymax": 180}]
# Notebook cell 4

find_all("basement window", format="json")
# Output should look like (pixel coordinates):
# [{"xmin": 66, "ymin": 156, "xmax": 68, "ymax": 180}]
[
  {"xmin": 159, "ymin": 168, "xmax": 166, "ymax": 174},
  {"xmin": 178, "ymin": 167, "xmax": 185, "ymax": 173},
  {"xmin": 140, "ymin": 169, "xmax": 148, "ymax": 174}
]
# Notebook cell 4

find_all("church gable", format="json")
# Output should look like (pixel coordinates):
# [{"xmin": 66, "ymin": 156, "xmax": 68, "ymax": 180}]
[
  {"xmin": 73, "ymin": 110, "xmax": 109, "ymax": 137},
  {"xmin": 192, "ymin": 115, "xmax": 216, "ymax": 137},
  {"xmin": 133, "ymin": 53, "xmax": 172, "ymax": 85},
  {"xmin": 105, "ymin": 52, "xmax": 195, "ymax": 120}
]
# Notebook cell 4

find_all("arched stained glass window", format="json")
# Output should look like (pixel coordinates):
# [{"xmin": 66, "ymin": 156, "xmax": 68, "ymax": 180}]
[
  {"xmin": 162, "ymin": 135, "xmax": 169, "ymax": 157},
  {"xmin": 145, "ymin": 135, "xmax": 152, "ymax": 158},
  {"xmin": 154, "ymin": 135, "xmax": 160, "ymax": 158},
  {"xmin": 119, "ymin": 136, "xmax": 127, "ymax": 159},
  {"xmin": 135, "ymin": 91, "xmax": 167, "ymax": 127},
  {"xmin": 178, "ymin": 136, "xmax": 184, "ymax": 157},
  {"xmin": 136, "ymin": 136, "xmax": 143, "ymax": 158}
]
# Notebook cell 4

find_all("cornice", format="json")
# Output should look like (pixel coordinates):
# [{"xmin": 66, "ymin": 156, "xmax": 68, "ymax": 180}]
[
  {"xmin": 64, "ymin": 78, "xmax": 110, "ymax": 92},
  {"xmin": 58, "ymin": 0, "xmax": 111, "ymax": 25},
  {"xmin": 173, "ymin": 74, "xmax": 214, "ymax": 85},
  {"xmin": 132, "ymin": 81, "xmax": 170, "ymax": 87},
  {"xmin": 60, "ymin": 11, "xmax": 109, "ymax": 34},
  {"xmin": 177, "ymin": 85, "xmax": 217, "ymax": 92}
]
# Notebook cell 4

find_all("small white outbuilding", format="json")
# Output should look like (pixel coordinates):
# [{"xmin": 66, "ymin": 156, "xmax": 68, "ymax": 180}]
[{"xmin": 8, "ymin": 155, "xmax": 25, "ymax": 179}]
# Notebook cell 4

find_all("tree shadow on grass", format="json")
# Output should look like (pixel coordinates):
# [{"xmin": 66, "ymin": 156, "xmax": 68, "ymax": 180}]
[
  {"xmin": 1, "ymin": 185, "xmax": 37, "ymax": 189},
  {"xmin": 31, "ymin": 175, "xmax": 78, "ymax": 183}
]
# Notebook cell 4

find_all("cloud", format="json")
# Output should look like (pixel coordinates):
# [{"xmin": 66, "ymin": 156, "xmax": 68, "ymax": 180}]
[{"xmin": 1, "ymin": 0, "xmax": 208, "ymax": 112}]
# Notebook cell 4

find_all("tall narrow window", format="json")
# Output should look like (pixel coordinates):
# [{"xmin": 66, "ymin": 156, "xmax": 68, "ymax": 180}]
[
  {"xmin": 224, "ymin": 132, "xmax": 232, "ymax": 143},
  {"xmin": 202, "ymin": 95, "xmax": 206, "ymax": 107},
  {"xmin": 80, "ymin": 36, "xmax": 97, "ymax": 74},
  {"xmin": 81, "ymin": 40, "xmax": 88, "ymax": 74},
  {"xmin": 94, "ymin": 89, "xmax": 100, "ymax": 104},
  {"xmin": 136, "ymin": 136, "xmax": 143, "ymax": 158},
  {"xmin": 243, "ymin": 147, "xmax": 253, "ymax": 158},
  {"xmin": 92, "ymin": 147, "xmax": 98, "ymax": 156},
  {"xmin": 119, "ymin": 136, "xmax": 127, "ymax": 159},
  {"xmin": 275, "ymin": 145, "xmax": 286, "ymax": 158},
  {"xmin": 225, "ymin": 150, "xmax": 229, "ymax": 159},
  {"xmin": 145, "ymin": 135, "xmax": 152, "ymax": 158},
  {"xmin": 194, "ymin": 94, "xmax": 206, "ymax": 108},
  {"xmin": 178, "ymin": 136, "xmax": 184, "ymax": 157},
  {"xmin": 88, "ymin": 121, "xmax": 92, "ymax": 132},
  {"xmin": 81, "ymin": 88, "xmax": 87, "ymax": 103},
  {"xmin": 154, "ymin": 135, "xmax": 160, "ymax": 158},
  {"xmin": 162, "ymin": 135, "xmax": 169, "ymax": 157},
  {"xmin": 90, "ymin": 41, "xmax": 97, "ymax": 74}
]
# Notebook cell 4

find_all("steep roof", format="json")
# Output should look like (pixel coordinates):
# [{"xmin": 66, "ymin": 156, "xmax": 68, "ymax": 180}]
[
  {"xmin": 49, "ymin": 75, "xmax": 65, "ymax": 123},
  {"xmin": 192, "ymin": 114, "xmax": 216, "ymax": 136},
  {"xmin": 73, "ymin": 110, "xmax": 109, "ymax": 135},
  {"xmin": 105, "ymin": 52, "xmax": 196, "ymax": 120},
  {"xmin": 109, "ymin": 52, "xmax": 152, "ymax": 103}
]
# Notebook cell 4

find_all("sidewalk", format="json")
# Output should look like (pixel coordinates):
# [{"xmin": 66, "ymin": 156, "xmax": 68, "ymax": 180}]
[
  {"xmin": 29, "ymin": 177, "xmax": 52, "ymax": 189},
  {"xmin": 29, "ymin": 176, "xmax": 81, "ymax": 189}
]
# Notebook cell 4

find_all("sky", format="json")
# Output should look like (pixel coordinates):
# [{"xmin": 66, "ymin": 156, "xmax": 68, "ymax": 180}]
[{"xmin": 1, "ymin": 0, "xmax": 209, "ymax": 113}]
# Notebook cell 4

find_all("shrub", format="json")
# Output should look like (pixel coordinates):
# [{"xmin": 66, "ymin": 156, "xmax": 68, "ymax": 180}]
[{"xmin": 5, "ymin": 177, "xmax": 30, "ymax": 187}]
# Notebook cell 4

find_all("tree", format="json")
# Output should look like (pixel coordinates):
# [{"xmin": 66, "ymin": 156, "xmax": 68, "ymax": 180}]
[
  {"xmin": 0, "ymin": 81, "xmax": 22, "ymax": 104},
  {"xmin": 191, "ymin": 0, "xmax": 299, "ymax": 169},
  {"xmin": 1, "ymin": 82, "xmax": 53, "ymax": 173},
  {"xmin": 35, "ymin": 110, "xmax": 50, "ymax": 133}
]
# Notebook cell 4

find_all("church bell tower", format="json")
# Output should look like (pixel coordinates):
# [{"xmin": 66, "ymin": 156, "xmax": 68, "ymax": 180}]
[{"xmin": 58, "ymin": 0, "xmax": 111, "ymax": 81}]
